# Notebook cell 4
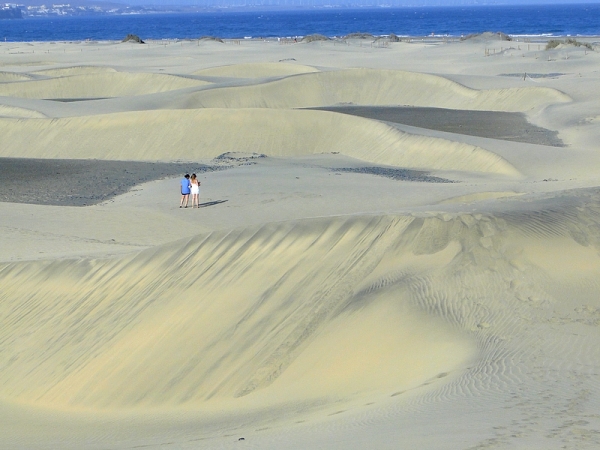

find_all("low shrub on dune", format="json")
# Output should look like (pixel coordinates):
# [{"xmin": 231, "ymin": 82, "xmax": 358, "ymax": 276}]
[
  {"xmin": 302, "ymin": 34, "xmax": 330, "ymax": 43},
  {"xmin": 122, "ymin": 34, "xmax": 144, "ymax": 44},
  {"xmin": 344, "ymin": 32, "xmax": 375, "ymax": 39},
  {"xmin": 546, "ymin": 38, "xmax": 593, "ymax": 50},
  {"xmin": 199, "ymin": 36, "xmax": 224, "ymax": 43},
  {"xmin": 461, "ymin": 31, "xmax": 512, "ymax": 42}
]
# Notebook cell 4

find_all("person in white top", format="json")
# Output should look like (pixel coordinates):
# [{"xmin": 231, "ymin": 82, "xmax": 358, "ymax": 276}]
[{"xmin": 190, "ymin": 173, "xmax": 201, "ymax": 208}]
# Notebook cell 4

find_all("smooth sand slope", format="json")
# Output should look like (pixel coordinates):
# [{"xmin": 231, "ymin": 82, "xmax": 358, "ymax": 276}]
[
  {"xmin": 181, "ymin": 68, "xmax": 571, "ymax": 111},
  {"xmin": 0, "ymin": 104, "xmax": 46, "ymax": 118},
  {"xmin": 1, "ymin": 37, "xmax": 600, "ymax": 449},
  {"xmin": 0, "ymin": 71, "xmax": 210, "ymax": 99},
  {"xmin": 193, "ymin": 61, "xmax": 319, "ymax": 78},
  {"xmin": 0, "ymin": 108, "xmax": 520, "ymax": 175},
  {"xmin": 0, "ymin": 216, "xmax": 476, "ymax": 409}
]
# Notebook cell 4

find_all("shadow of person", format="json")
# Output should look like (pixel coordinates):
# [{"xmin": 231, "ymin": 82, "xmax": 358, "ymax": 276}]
[{"xmin": 198, "ymin": 200, "xmax": 228, "ymax": 208}]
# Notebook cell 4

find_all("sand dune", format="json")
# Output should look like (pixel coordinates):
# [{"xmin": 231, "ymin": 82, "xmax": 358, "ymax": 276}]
[
  {"xmin": 0, "ymin": 109, "xmax": 519, "ymax": 175},
  {"xmin": 32, "ymin": 66, "xmax": 118, "ymax": 76},
  {"xmin": 193, "ymin": 62, "xmax": 319, "ymax": 78},
  {"xmin": 0, "ymin": 215, "xmax": 476, "ymax": 409},
  {"xmin": 0, "ymin": 71, "xmax": 33, "ymax": 82},
  {"xmin": 181, "ymin": 68, "xmax": 571, "ymax": 112},
  {"xmin": 2, "ymin": 194, "xmax": 600, "ymax": 412},
  {"xmin": 0, "ymin": 72, "xmax": 210, "ymax": 99},
  {"xmin": 2, "ymin": 38, "xmax": 600, "ymax": 449},
  {"xmin": 0, "ymin": 104, "xmax": 46, "ymax": 118}
]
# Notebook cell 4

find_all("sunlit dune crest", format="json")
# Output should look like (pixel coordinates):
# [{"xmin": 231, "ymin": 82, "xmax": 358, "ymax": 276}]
[
  {"xmin": 0, "ymin": 72, "xmax": 210, "ymax": 99},
  {"xmin": 194, "ymin": 62, "xmax": 319, "ymax": 78},
  {"xmin": 183, "ymin": 68, "xmax": 571, "ymax": 111}
]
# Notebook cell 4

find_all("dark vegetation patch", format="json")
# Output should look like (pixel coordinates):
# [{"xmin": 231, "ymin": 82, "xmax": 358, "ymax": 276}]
[
  {"xmin": 213, "ymin": 152, "xmax": 267, "ymax": 166},
  {"xmin": 302, "ymin": 34, "xmax": 330, "ymax": 42},
  {"xmin": 343, "ymin": 32, "xmax": 375, "ymax": 39},
  {"xmin": 546, "ymin": 38, "xmax": 593, "ymax": 50},
  {"xmin": 122, "ymin": 34, "xmax": 144, "ymax": 44},
  {"xmin": 373, "ymin": 33, "xmax": 403, "ymax": 43},
  {"xmin": 461, "ymin": 31, "xmax": 512, "ymax": 42},
  {"xmin": 199, "ymin": 36, "xmax": 224, "ymax": 43}
]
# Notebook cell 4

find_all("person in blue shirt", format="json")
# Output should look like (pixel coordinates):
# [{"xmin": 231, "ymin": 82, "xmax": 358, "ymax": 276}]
[{"xmin": 180, "ymin": 174, "xmax": 191, "ymax": 208}]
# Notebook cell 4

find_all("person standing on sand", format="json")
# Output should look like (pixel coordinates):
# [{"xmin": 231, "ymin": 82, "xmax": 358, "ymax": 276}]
[
  {"xmin": 180, "ymin": 174, "xmax": 191, "ymax": 208},
  {"xmin": 190, "ymin": 173, "xmax": 201, "ymax": 208}
]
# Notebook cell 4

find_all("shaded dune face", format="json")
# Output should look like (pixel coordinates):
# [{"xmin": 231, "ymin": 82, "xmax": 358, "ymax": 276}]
[
  {"xmin": 2, "ymin": 194, "xmax": 600, "ymax": 411},
  {"xmin": 181, "ymin": 68, "xmax": 571, "ymax": 112}
]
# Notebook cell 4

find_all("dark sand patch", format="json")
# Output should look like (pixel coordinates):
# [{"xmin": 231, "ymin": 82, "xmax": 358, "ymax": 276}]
[
  {"xmin": 0, "ymin": 158, "xmax": 221, "ymax": 206},
  {"xmin": 500, "ymin": 73, "xmax": 565, "ymax": 79},
  {"xmin": 332, "ymin": 167, "xmax": 454, "ymax": 183},
  {"xmin": 311, "ymin": 106, "xmax": 564, "ymax": 147},
  {"xmin": 46, "ymin": 97, "xmax": 111, "ymax": 102}
]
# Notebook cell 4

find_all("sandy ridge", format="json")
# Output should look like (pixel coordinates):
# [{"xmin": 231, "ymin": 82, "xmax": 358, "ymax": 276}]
[
  {"xmin": 193, "ymin": 62, "xmax": 320, "ymax": 78},
  {"xmin": 0, "ymin": 108, "xmax": 520, "ymax": 175},
  {"xmin": 181, "ymin": 68, "xmax": 571, "ymax": 112},
  {"xmin": 0, "ymin": 72, "xmax": 211, "ymax": 99}
]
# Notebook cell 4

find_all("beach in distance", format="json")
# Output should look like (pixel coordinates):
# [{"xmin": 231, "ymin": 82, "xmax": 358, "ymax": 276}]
[{"xmin": 1, "ymin": 29, "xmax": 600, "ymax": 449}]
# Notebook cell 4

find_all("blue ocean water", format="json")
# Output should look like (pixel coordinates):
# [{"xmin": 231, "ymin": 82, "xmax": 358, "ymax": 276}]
[{"xmin": 1, "ymin": 4, "xmax": 599, "ymax": 42}]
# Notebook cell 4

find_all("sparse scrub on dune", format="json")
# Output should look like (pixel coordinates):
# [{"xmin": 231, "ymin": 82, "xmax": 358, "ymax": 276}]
[
  {"xmin": 461, "ymin": 31, "xmax": 512, "ymax": 42},
  {"xmin": 122, "ymin": 34, "xmax": 144, "ymax": 44},
  {"xmin": 344, "ymin": 32, "xmax": 375, "ymax": 39},
  {"xmin": 374, "ymin": 33, "xmax": 401, "ymax": 43},
  {"xmin": 545, "ymin": 39, "xmax": 561, "ymax": 49},
  {"xmin": 546, "ymin": 38, "xmax": 593, "ymax": 50},
  {"xmin": 302, "ymin": 34, "xmax": 330, "ymax": 42},
  {"xmin": 199, "ymin": 36, "xmax": 224, "ymax": 43}
]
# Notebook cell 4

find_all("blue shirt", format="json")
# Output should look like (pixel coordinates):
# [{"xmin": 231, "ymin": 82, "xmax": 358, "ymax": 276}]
[{"xmin": 181, "ymin": 178, "xmax": 190, "ymax": 195}]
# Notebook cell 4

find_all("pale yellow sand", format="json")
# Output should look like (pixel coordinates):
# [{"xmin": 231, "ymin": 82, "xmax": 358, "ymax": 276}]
[
  {"xmin": 0, "ymin": 71, "xmax": 210, "ymax": 99},
  {"xmin": 1, "ymin": 37, "xmax": 600, "ymax": 449},
  {"xmin": 0, "ymin": 104, "xmax": 46, "ymax": 118}
]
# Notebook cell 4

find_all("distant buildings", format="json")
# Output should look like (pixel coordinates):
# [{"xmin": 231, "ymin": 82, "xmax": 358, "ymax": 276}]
[
  {"xmin": 2, "ymin": 0, "xmax": 593, "ymax": 19},
  {"xmin": 2, "ymin": 3, "xmax": 153, "ymax": 17},
  {"xmin": 23, "ymin": 4, "xmax": 107, "ymax": 16},
  {"xmin": 1, "ymin": 3, "xmax": 23, "ymax": 19}
]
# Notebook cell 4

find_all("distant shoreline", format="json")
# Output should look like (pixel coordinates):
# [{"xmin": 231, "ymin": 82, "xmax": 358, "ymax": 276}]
[
  {"xmin": 2, "ymin": 5, "xmax": 599, "ymax": 42},
  {"xmin": 2, "ymin": 34, "xmax": 600, "ymax": 44}
]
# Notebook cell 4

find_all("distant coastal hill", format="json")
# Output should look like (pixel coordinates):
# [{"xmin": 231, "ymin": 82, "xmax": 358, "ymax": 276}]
[{"xmin": 0, "ymin": 6, "xmax": 23, "ymax": 19}]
